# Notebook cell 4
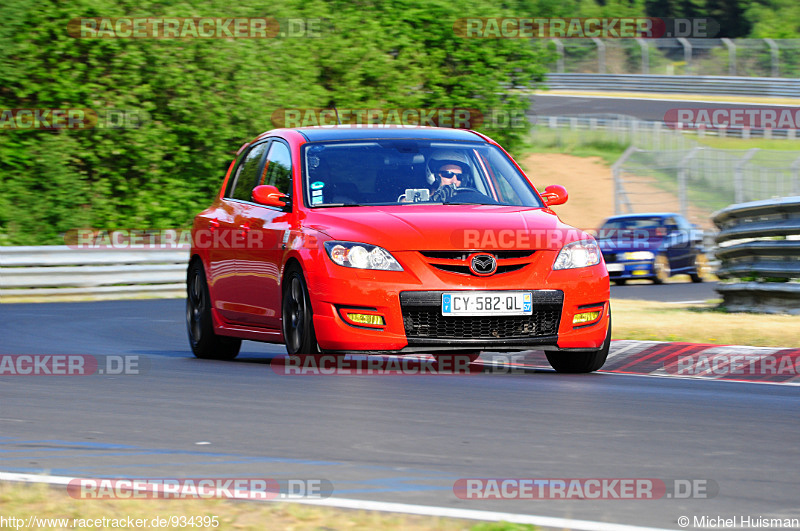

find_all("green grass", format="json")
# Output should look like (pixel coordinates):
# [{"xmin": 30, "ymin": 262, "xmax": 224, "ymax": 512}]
[
  {"xmin": 525, "ymin": 128, "xmax": 629, "ymax": 164},
  {"xmin": 694, "ymin": 136, "xmax": 800, "ymax": 151},
  {"xmin": 0, "ymin": 482, "xmax": 537, "ymax": 531}
]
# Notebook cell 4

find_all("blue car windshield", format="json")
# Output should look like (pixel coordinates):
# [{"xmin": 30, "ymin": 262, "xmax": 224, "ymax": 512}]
[{"xmin": 302, "ymin": 140, "xmax": 543, "ymax": 208}]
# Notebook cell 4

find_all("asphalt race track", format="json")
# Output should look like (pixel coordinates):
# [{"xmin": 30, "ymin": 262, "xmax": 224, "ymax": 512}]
[{"xmin": 1, "ymin": 295, "xmax": 798, "ymax": 530}]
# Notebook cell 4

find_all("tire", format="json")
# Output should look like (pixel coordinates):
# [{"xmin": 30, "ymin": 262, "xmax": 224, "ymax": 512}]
[
  {"xmin": 545, "ymin": 318, "xmax": 611, "ymax": 374},
  {"xmin": 652, "ymin": 254, "xmax": 670, "ymax": 285},
  {"xmin": 186, "ymin": 260, "xmax": 241, "ymax": 360},
  {"xmin": 612, "ymin": 279, "xmax": 627, "ymax": 286},
  {"xmin": 281, "ymin": 266, "xmax": 321, "ymax": 355},
  {"xmin": 690, "ymin": 252, "xmax": 712, "ymax": 283}
]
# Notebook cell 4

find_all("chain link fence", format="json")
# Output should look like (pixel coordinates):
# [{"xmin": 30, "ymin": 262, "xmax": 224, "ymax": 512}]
[
  {"xmin": 547, "ymin": 38, "xmax": 800, "ymax": 77},
  {"xmin": 531, "ymin": 116, "xmax": 800, "ymax": 228}
]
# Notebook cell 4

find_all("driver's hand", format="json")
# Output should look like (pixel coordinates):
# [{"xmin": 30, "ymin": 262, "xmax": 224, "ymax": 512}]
[{"xmin": 432, "ymin": 183, "xmax": 457, "ymax": 202}]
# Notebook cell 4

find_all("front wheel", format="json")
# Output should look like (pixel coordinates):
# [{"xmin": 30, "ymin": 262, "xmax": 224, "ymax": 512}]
[
  {"xmin": 186, "ymin": 260, "xmax": 241, "ymax": 360},
  {"xmin": 690, "ymin": 252, "xmax": 712, "ymax": 283},
  {"xmin": 282, "ymin": 266, "xmax": 321, "ymax": 355},
  {"xmin": 652, "ymin": 255, "xmax": 670, "ymax": 284},
  {"xmin": 545, "ymin": 318, "xmax": 611, "ymax": 374}
]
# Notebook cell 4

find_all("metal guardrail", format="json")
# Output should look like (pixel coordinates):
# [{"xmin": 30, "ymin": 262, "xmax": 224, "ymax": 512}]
[
  {"xmin": 713, "ymin": 196, "xmax": 800, "ymax": 314},
  {"xmin": 544, "ymin": 73, "xmax": 800, "ymax": 98},
  {"xmin": 0, "ymin": 246, "xmax": 189, "ymax": 302}
]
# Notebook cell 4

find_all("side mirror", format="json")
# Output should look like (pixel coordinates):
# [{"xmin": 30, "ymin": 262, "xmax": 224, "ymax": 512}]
[
  {"xmin": 252, "ymin": 185, "xmax": 288, "ymax": 208},
  {"xmin": 541, "ymin": 185, "xmax": 568, "ymax": 207}
]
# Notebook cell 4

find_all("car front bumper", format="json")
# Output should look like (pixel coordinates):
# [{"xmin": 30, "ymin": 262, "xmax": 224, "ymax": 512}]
[{"xmin": 306, "ymin": 249, "xmax": 610, "ymax": 353}]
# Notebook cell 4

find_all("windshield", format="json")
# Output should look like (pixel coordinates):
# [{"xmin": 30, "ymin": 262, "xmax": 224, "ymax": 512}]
[
  {"xmin": 598, "ymin": 217, "xmax": 671, "ymax": 239},
  {"xmin": 302, "ymin": 140, "xmax": 543, "ymax": 208}
]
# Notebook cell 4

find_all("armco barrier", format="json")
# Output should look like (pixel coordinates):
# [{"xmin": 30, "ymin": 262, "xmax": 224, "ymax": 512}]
[
  {"xmin": 0, "ymin": 246, "xmax": 189, "ymax": 302},
  {"xmin": 544, "ymin": 73, "xmax": 800, "ymax": 98},
  {"xmin": 713, "ymin": 196, "xmax": 800, "ymax": 314}
]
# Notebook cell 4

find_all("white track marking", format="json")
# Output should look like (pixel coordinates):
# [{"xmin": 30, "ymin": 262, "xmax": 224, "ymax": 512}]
[{"xmin": 0, "ymin": 471, "xmax": 674, "ymax": 531}]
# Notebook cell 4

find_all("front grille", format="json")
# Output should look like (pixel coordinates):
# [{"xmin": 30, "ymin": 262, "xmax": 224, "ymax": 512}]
[
  {"xmin": 400, "ymin": 290, "xmax": 563, "ymax": 340},
  {"xmin": 419, "ymin": 250, "xmax": 535, "ymax": 276}
]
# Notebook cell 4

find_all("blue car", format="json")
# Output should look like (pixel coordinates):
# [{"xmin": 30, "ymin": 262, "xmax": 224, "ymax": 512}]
[{"xmin": 596, "ymin": 213, "xmax": 711, "ymax": 285}]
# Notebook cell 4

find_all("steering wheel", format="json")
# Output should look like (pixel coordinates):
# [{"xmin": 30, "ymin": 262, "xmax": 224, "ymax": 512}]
[{"xmin": 431, "ymin": 184, "xmax": 483, "ymax": 203}]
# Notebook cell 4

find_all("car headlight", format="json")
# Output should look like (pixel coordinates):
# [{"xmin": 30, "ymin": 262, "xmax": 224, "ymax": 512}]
[
  {"xmin": 622, "ymin": 251, "xmax": 655, "ymax": 260},
  {"xmin": 553, "ymin": 240, "xmax": 601, "ymax": 270},
  {"xmin": 323, "ymin": 241, "xmax": 403, "ymax": 271}
]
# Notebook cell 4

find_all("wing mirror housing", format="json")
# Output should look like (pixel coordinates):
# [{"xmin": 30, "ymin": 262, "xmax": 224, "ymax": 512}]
[
  {"xmin": 252, "ymin": 185, "xmax": 288, "ymax": 208},
  {"xmin": 541, "ymin": 185, "xmax": 568, "ymax": 207}
]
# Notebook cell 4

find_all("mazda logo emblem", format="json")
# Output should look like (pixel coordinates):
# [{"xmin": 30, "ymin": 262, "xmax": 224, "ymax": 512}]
[{"xmin": 469, "ymin": 253, "xmax": 497, "ymax": 276}]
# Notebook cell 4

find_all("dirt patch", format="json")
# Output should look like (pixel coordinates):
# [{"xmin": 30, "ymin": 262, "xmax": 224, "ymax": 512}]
[
  {"xmin": 519, "ymin": 153, "xmax": 715, "ymax": 230},
  {"xmin": 520, "ymin": 153, "xmax": 614, "ymax": 230}
]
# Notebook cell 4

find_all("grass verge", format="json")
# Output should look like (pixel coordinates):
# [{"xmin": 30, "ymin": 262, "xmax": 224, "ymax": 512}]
[
  {"xmin": 0, "ymin": 482, "xmax": 535, "ymax": 531},
  {"xmin": 611, "ymin": 297, "xmax": 800, "ymax": 347}
]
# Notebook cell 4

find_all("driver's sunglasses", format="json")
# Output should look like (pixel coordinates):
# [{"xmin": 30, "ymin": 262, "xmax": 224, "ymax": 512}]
[{"xmin": 439, "ymin": 170, "xmax": 462, "ymax": 179}]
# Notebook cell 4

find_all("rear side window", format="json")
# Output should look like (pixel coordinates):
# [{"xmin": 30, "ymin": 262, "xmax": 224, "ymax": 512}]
[
  {"xmin": 261, "ymin": 141, "xmax": 292, "ymax": 194},
  {"xmin": 228, "ymin": 142, "xmax": 269, "ymax": 201}
]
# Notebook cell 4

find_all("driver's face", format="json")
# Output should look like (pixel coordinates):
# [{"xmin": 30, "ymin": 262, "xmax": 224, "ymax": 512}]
[{"xmin": 438, "ymin": 163, "xmax": 462, "ymax": 188}]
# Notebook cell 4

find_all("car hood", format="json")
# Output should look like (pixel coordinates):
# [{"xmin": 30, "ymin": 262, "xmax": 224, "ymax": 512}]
[{"xmin": 304, "ymin": 205, "xmax": 590, "ymax": 251}]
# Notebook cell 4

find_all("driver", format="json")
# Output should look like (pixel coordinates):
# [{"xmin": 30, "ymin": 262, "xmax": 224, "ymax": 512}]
[{"xmin": 426, "ymin": 151, "xmax": 471, "ymax": 201}]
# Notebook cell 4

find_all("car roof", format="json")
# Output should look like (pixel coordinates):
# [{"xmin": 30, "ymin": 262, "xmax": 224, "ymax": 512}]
[
  {"xmin": 290, "ymin": 125, "xmax": 486, "ymax": 142},
  {"xmin": 604, "ymin": 213, "xmax": 680, "ymax": 220}
]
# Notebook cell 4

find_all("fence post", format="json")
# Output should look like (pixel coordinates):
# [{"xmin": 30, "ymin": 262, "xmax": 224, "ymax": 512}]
[
  {"xmin": 678, "ymin": 148, "xmax": 701, "ymax": 219},
  {"xmin": 611, "ymin": 146, "xmax": 640, "ymax": 215},
  {"xmin": 592, "ymin": 38, "xmax": 606, "ymax": 74},
  {"xmin": 721, "ymin": 38, "xmax": 736, "ymax": 76},
  {"xmin": 792, "ymin": 156, "xmax": 800, "ymax": 196},
  {"xmin": 677, "ymin": 38, "xmax": 692, "ymax": 75},
  {"xmin": 764, "ymin": 38, "xmax": 779, "ymax": 78},
  {"xmin": 551, "ymin": 38, "xmax": 564, "ymax": 73},
  {"xmin": 636, "ymin": 38, "xmax": 649, "ymax": 74},
  {"xmin": 735, "ymin": 149, "xmax": 760, "ymax": 204}
]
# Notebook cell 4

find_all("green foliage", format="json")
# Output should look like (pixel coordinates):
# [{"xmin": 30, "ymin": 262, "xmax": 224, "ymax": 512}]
[{"xmin": 0, "ymin": 0, "xmax": 555, "ymax": 245}]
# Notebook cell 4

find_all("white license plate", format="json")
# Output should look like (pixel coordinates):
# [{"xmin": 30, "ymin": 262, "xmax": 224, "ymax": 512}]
[
  {"xmin": 442, "ymin": 291, "xmax": 532, "ymax": 316},
  {"xmin": 606, "ymin": 263, "xmax": 625, "ymax": 272}
]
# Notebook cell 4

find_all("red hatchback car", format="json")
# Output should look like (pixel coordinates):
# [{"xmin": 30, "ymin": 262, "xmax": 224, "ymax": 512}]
[{"xmin": 187, "ymin": 126, "xmax": 610, "ymax": 373}]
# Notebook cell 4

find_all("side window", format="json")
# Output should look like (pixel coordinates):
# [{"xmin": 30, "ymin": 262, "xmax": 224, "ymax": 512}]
[
  {"xmin": 228, "ymin": 142, "xmax": 269, "ymax": 201},
  {"xmin": 261, "ymin": 141, "xmax": 292, "ymax": 194}
]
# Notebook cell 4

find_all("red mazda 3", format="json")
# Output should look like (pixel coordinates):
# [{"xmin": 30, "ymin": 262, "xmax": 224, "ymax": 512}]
[{"xmin": 187, "ymin": 126, "xmax": 610, "ymax": 372}]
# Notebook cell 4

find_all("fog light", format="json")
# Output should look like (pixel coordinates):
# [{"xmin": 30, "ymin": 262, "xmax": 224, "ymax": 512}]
[
  {"xmin": 573, "ymin": 311, "xmax": 600, "ymax": 325},
  {"xmin": 346, "ymin": 313, "xmax": 385, "ymax": 326}
]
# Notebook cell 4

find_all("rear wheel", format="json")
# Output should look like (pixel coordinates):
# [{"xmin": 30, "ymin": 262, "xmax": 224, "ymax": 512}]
[
  {"xmin": 690, "ymin": 253, "xmax": 712, "ymax": 283},
  {"xmin": 545, "ymin": 318, "xmax": 611, "ymax": 374},
  {"xmin": 186, "ymin": 260, "xmax": 241, "ymax": 360},
  {"xmin": 282, "ymin": 266, "xmax": 321, "ymax": 355},
  {"xmin": 652, "ymin": 255, "xmax": 670, "ymax": 284}
]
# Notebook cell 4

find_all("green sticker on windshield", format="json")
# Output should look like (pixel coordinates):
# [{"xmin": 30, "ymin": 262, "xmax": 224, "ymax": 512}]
[{"xmin": 311, "ymin": 181, "xmax": 325, "ymax": 190}]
